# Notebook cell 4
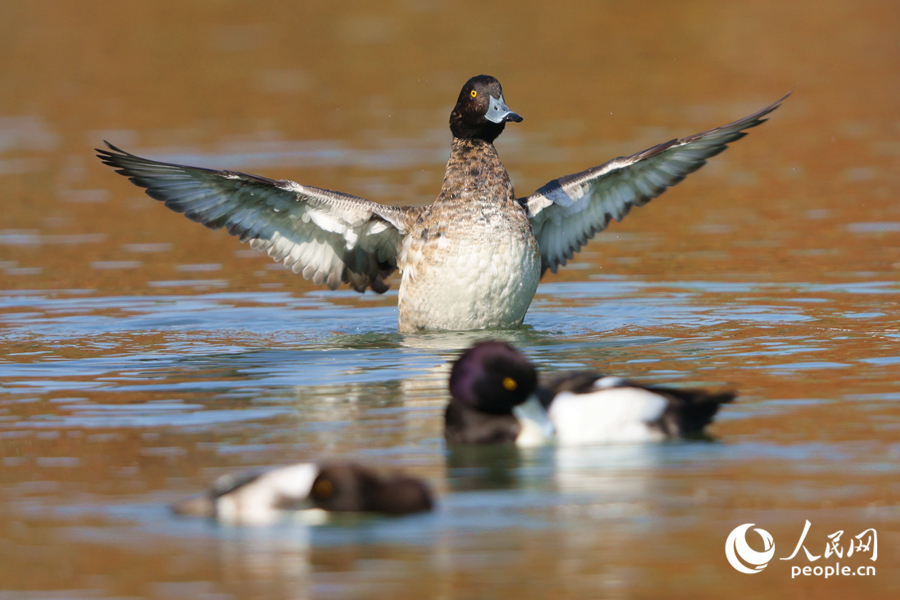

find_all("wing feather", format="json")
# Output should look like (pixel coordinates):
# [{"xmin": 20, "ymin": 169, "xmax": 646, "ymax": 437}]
[
  {"xmin": 97, "ymin": 142, "xmax": 414, "ymax": 293},
  {"xmin": 521, "ymin": 92, "xmax": 790, "ymax": 275}
]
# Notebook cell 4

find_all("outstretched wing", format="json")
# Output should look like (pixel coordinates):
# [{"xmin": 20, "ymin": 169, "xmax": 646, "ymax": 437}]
[
  {"xmin": 520, "ymin": 92, "xmax": 790, "ymax": 275},
  {"xmin": 97, "ymin": 142, "xmax": 414, "ymax": 293}
]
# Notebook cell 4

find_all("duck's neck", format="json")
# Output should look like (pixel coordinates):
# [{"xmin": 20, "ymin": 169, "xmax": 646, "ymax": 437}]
[
  {"xmin": 438, "ymin": 137, "xmax": 513, "ymax": 203},
  {"xmin": 450, "ymin": 136, "xmax": 496, "ymax": 155}
]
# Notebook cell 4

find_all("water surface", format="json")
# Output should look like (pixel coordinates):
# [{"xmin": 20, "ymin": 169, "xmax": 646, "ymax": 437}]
[{"xmin": 1, "ymin": 1, "xmax": 898, "ymax": 598}]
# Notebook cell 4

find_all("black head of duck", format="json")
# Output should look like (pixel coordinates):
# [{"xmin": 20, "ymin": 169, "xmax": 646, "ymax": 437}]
[
  {"xmin": 309, "ymin": 463, "xmax": 433, "ymax": 515},
  {"xmin": 449, "ymin": 75, "xmax": 523, "ymax": 143},
  {"xmin": 449, "ymin": 340, "xmax": 537, "ymax": 414}
]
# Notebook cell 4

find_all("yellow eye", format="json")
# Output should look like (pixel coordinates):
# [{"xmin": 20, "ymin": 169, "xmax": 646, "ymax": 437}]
[
  {"xmin": 502, "ymin": 377, "xmax": 517, "ymax": 391},
  {"xmin": 314, "ymin": 479, "xmax": 333, "ymax": 499},
  {"xmin": 470, "ymin": 90, "xmax": 478, "ymax": 98}
]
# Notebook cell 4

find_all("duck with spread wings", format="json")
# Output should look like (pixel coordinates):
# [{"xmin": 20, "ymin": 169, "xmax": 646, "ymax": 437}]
[{"xmin": 98, "ymin": 75, "xmax": 789, "ymax": 332}]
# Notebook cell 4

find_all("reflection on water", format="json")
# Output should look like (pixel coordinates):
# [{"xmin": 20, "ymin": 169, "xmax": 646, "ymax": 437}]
[
  {"xmin": 2, "ymin": 0, "xmax": 899, "ymax": 597},
  {"xmin": 2, "ymin": 275, "xmax": 898, "ymax": 597}
]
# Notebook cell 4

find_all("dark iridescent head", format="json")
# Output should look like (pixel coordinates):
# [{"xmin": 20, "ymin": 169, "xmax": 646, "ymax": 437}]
[
  {"xmin": 449, "ymin": 75, "xmax": 523, "ymax": 143},
  {"xmin": 309, "ymin": 464, "xmax": 433, "ymax": 516},
  {"xmin": 449, "ymin": 341, "xmax": 538, "ymax": 414}
]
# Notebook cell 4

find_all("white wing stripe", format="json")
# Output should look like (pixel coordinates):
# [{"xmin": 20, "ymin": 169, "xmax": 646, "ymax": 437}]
[
  {"xmin": 97, "ymin": 142, "xmax": 410, "ymax": 293},
  {"xmin": 522, "ymin": 92, "xmax": 789, "ymax": 274}
]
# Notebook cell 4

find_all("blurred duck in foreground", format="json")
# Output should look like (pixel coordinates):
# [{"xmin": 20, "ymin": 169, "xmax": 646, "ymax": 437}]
[
  {"xmin": 172, "ymin": 462, "xmax": 433, "ymax": 525},
  {"xmin": 445, "ymin": 341, "xmax": 735, "ymax": 446}
]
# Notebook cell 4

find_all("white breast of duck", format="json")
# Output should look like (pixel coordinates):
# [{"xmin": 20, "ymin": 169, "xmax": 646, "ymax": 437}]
[
  {"xmin": 213, "ymin": 462, "xmax": 320, "ymax": 525},
  {"xmin": 514, "ymin": 376, "xmax": 734, "ymax": 447},
  {"xmin": 397, "ymin": 138, "xmax": 541, "ymax": 332},
  {"xmin": 513, "ymin": 377, "xmax": 665, "ymax": 446}
]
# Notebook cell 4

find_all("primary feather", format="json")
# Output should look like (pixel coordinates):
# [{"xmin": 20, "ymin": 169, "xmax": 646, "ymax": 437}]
[
  {"xmin": 522, "ymin": 92, "xmax": 791, "ymax": 275},
  {"xmin": 97, "ymin": 142, "xmax": 412, "ymax": 293}
]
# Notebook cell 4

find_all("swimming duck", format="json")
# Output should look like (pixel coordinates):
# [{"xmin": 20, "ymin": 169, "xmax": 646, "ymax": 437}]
[
  {"xmin": 444, "ymin": 341, "xmax": 735, "ymax": 446},
  {"xmin": 171, "ymin": 462, "xmax": 433, "ymax": 525},
  {"xmin": 97, "ymin": 76, "xmax": 789, "ymax": 332}
]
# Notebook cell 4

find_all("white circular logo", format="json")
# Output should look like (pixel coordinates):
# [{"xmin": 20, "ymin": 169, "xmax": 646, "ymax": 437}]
[{"xmin": 725, "ymin": 523, "xmax": 775, "ymax": 574}]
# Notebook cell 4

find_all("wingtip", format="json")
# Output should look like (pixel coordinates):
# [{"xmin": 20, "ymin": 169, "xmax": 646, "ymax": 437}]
[
  {"xmin": 714, "ymin": 389, "xmax": 738, "ymax": 406},
  {"xmin": 761, "ymin": 89, "xmax": 793, "ymax": 116},
  {"xmin": 775, "ymin": 87, "xmax": 794, "ymax": 106},
  {"xmin": 95, "ymin": 140, "xmax": 125, "ymax": 162},
  {"xmin": 100, "ymin": 140, "xmax": 126, "ymax": 154},
  {"xmin": 671, "ymin": 388, "xmax": 737, "ymax": 436}
]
